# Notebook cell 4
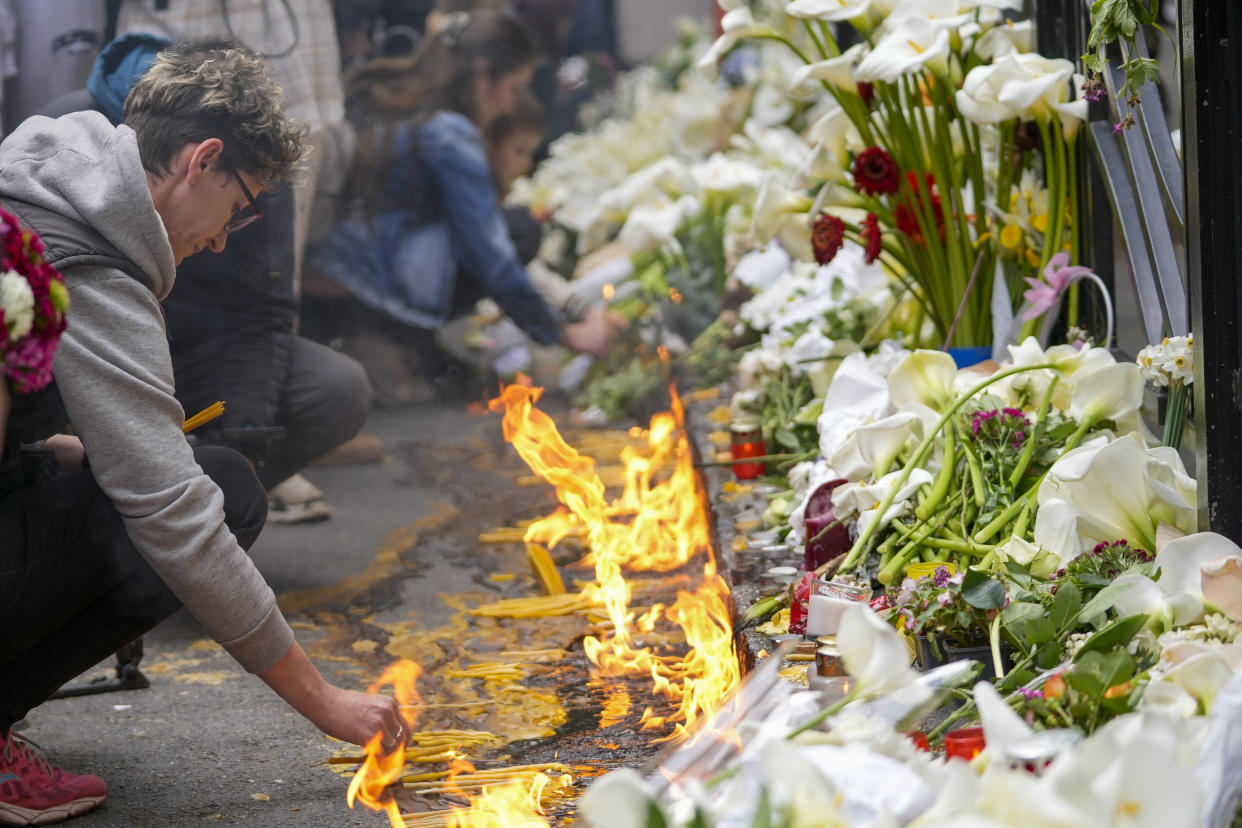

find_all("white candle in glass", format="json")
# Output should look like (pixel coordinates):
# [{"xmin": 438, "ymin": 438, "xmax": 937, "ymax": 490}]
[{"xmin": 806, "ymin": 593, "xmax": 855, "ymax": 636}]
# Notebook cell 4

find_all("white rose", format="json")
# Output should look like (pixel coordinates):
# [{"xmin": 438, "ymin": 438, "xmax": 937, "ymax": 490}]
[{"xmin": 0, "ymin": 269, "xmax": 35, "ymax": 342}]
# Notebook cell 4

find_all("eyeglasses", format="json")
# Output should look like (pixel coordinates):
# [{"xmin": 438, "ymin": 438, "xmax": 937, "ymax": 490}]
[{"xmin": 226, "ymin": 170, "xmax": 266, "ymax": 234}]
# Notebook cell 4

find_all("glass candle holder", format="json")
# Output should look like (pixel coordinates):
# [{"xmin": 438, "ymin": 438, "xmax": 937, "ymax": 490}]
[
  {"xmin": 729, "ymin": 417, "xmax": 766, "ymax": 480},
  {"xmin": 805, "ymin": 580, "xmax": 871, "ymax": 637},
  {"xmin": 903, "ymin": 731, "xmax": 931, "ymax": 752},
  {"xmin": 944, "ymin": 726, "xmax": 986, "ymax": 761}
]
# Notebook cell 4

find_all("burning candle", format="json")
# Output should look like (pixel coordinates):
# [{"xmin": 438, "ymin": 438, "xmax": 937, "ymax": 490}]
[
  {"xmin": 804, "ymin": 581, "xmax": 871, "ymax": 636},
  {"xmin": 729, "ymin": 416, "xmax": 766, "ymax": 480},
  {"xmin": 944, "ymin": 726, "xmax": 987, "ymax": 761}
]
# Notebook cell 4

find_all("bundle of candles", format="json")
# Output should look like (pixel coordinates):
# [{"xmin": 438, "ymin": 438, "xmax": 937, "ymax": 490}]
[{"xmin": 182, "ymin": 401, "xmax": 225, "ymax": 434}]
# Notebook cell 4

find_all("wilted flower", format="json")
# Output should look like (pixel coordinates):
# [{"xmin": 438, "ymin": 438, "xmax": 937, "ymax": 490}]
[
  {"xmin": 860, "ymin": 212, "xmax": 883, "ymax": 264},
  {"xmin": 811, "ymin": 213, "xmax": 847, "ymax": 264}
]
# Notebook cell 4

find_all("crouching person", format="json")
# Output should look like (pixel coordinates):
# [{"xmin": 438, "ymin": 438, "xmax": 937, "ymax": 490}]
[{"xmin": 0, "ymin": 41, "xmax": 404, "ymax": 826}]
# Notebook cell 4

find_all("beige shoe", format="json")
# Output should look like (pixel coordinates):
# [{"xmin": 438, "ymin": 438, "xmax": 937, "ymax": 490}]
[
  {"xmin": 267, "ymin": 473, "xmax": 332, "ymax": 524},
  {"xmin": 311, "ymin": 432, "xmax": 385, "ymax": 467}
]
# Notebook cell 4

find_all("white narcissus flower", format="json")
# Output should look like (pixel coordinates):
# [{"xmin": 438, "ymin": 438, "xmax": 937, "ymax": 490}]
[
  {"xmin": 0, "ymin": 269, "xmax": 35, "ymax": 342},
  {"xmin": 578, "ymin": 768, "xmax": 666, "ymax": 828},
  {"xmin": 694, "ymin": 8, "xmax": 774, "ymax": 80},
  {"xmin": 789, "ymin": 43, "xmax": 867, "ymax": 95},
  {"xmin": 887, "ymin": 349, "xmax": 959, "ymax": 411},
  {"xmin": 856, "ymin": 17, "xmax": 950, "ymax": 83},
  {"xmin": 836, "ymin": 603, "xmax": 919, "ymax": 696},
  {"xmin": 1034, "ymin": 432, "xmax": 1198, "ymax": 563}
]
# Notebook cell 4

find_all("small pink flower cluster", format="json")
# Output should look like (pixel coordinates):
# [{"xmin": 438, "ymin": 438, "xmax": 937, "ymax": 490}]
[{"xmin": 0, "ymin": 208, "xmax": 68, "ymax": 394}]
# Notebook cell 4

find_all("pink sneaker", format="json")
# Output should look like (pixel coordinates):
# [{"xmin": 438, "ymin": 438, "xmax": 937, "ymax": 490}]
[{"xmin": 0, "ymin": 731, "xmax": 106, "ymax": 825}]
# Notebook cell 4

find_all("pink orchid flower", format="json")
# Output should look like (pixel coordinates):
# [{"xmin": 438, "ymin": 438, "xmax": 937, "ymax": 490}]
[{"xmin": 1021, "ymin": 251, "xmax": 1095, "ymax": 320}]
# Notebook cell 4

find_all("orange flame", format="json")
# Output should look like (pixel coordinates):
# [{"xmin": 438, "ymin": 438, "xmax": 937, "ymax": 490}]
[
  {"xmin": 346, "ymin": 660, "xmax": 423, "ymax": 827},
  {"xmin": 489, "ymin": 384, "xmax": 739, "ymax": 740}
]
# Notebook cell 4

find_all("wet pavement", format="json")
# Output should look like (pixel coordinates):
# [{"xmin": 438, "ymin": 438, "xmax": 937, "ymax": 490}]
[{"xmin": 21, "ymin": 396, "xmax": 712, "ymax": 827}]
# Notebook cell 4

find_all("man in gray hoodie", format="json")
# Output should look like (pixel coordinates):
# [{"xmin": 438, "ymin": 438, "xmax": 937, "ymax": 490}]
[{"xmin": 0, "ymin": 41, "xmax": 404, "ymax": 826}]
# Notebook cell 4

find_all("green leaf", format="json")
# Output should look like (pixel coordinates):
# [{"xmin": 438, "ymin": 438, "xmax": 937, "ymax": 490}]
[
  {"xmin": 1051, "ymin": 582, "xmax": 1083, "ymax": 631},
  {"xmin": 1001, "ymin": 601, "xmax": 1045, "ymax": 639},
  {"xmin": 750, "ymin": 788, "xmax": 772, "ymax": 828},
  {"xmin": 1074, "ymin": 614, "xmax": 1149, "ymax": 660},
  {"xmin": 1036, "ymin": 640, "xmax": 1063, "ymax": 670},
  {"xmin": 773, "ymin": 426, "xmax": 800, "ymax": 450},
  {"xmin": 1099, "ymin": 649, "xmax": 1135, "ymax": 690},
  {"xmin": 687, "ymin": 807, "xmax": 712, "ymax": 828},
  {"xmin": 648, "ymin": 801, "xmax": 670, "ymax": 828},
  {"xmin": 1076, "ymin": 578, "xmax": 1138, "ymax": 624},
  {"xmin": 962, "ymin": 569, "xmax": 1007, "ymax": 610},
  {"xmin": 1068, "ymin": 650, "xmax": 1105, "ymax": 697},
  {"xmin": 1024, "ymin": 617, "xmax": 1056, "ymax": 645}
]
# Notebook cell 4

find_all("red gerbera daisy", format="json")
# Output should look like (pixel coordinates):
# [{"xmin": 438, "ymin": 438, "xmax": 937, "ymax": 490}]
[
  {"xmin": 860, "ymin": 212, "xmax": 882, "ymax": 264},
  {"xmin": 857, "ymin": 82, "xmax": 875, "ymax": 109},
  {"xmin": 811, "ymin": 213, "xmax": 846, "ymax": 265},
  {"xmin": 895, "ymin": 172, "xmax": 944, "ymax": 244},
  {"xmin": 852, "ymin": 146, "xmax": 901, "ymax": 196}
]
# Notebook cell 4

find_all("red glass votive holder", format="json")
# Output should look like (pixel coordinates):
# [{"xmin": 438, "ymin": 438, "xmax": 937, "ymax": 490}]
[
  {"xmin": 730, "ymin": 418, "xmax": 766, "ymax": 480},
  {"xmin": 904, "ymin": 731, "xmax": 931, "ymax": 752},
  {"xmin": 944, "ymin": 726, "xmax": 986, "ymax": 761}
]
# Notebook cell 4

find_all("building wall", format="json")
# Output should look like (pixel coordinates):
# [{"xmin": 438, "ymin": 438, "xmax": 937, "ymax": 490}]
[{"xmin": 615, "ymin": 0, "xmax": 715, "ymax": 64}]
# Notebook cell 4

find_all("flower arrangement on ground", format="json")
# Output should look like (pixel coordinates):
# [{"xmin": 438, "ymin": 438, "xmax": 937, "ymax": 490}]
[{"xmin": 0, "ymin": 207, "xmax": 68, "ymax": 395}]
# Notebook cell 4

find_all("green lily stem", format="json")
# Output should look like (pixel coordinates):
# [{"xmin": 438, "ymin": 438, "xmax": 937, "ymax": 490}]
[
  {"xmin": 915, "ymin": 425, "xmax": 955, "ymax": 521},
  {"xmin": 786, "ymin": 687, "xmax": 861, "ymax": 740},
  {"xmin": 837, "ymin": 363, "xmax": 1058, "ymax": 575},
  {"xmin": 695, "ymin": 451, "xmax": 818, "ymax": 468},
  {"xmin": 972, "ymin": 413, "xmax": 1097, "ymax": 545},
  {"xmin": 1008, "ymin": 375, "xmax": 1060, "ymax": 489}
]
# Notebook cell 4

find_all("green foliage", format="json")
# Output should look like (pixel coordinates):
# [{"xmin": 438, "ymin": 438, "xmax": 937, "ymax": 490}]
[{"xmin": 1083, "ymin": 0, "xmax": 1170, "ymax": 129}]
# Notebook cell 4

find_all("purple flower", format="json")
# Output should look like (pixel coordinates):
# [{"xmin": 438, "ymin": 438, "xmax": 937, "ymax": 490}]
[
  {"xmin": 933, "ymin": 565, "xmax": 951, "ymax": 588},
  {"xmin": 1081, "ymin": 75, "xmax": 1106, "ymax": 103},
  {"xmin": 1019, "ymin": 687, "xmax": 1043, "ymax": 700}
]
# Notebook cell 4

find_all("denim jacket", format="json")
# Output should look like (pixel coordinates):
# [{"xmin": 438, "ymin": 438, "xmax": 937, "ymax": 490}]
[{"xmin": 310, "ymin": 111, "xmax": 562, "ymax": 345}]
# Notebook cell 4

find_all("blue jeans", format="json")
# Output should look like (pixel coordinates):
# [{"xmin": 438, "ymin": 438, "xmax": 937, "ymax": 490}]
[{"xmin": 0, "ymin": 445, "xmax": 266, "ymax": 728}]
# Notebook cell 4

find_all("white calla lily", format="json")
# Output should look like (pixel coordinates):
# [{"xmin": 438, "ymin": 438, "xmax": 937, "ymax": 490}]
[
  {"xmin": 1158, "ymin": 642, "xmax": 1239, "ymax": 713},
  {"xmin": 1047, "ymin": 714, "xmax": 1201, "ymax": 828},
  {"xmin": 578, "ymin": 768, "xmax": 666, "ymax": 828},
  {"xmin": 837, "ymin": 603, "xmax": 919, "ymax": 696},
  {"xmin": 834, "ymin": 467, "xmax": 935, "ymax": 535},
  {"xmin": 973, "ymin": 681, "xmax": 1032, "ymax": 758},
  {"xmin": 789, "ymin": 44, "xmax": 867, "ymax": 94},
  {"xmin": 856, "ymin": 17, "xmax": 950, "ymax": 82},
  {"xmin": 617, "ymin": 195, "xmax": 701, "ymax": 253},
  {"xmin": 1201, "ymin": 555, "xmax": 1242, "ymax": 622},
  {"xmin": 791, "ymin": 140, "xmax": 849, "ymax": 188},
  {"xmin": 956, "ymin": 62, "xmax": 1022, "ymax": 124},
  {"xmin": 788, "ymin": 0, "xmax": 877, "ymax": 25},
  {"xmin": 887, "ymin": 349, "xmax": 959, "ymax": 410},
  {"xmin": 993, "ymin": 535, "xmax": 1060, "ymax": 578},
  {"xmin": 806, "ymin": 105, "xmax": 861, "ymax": 172},
  {"xmin": 973, "ymin": 19, "xmax": 1034, "ymax": 59},
  {"xmin": 689, "ymin": 153, "xmax": 764, "ymax": 199},
  {"xmin": 694, "ymin": 8, "xmax": 775, "ymax": 80},
  {"xmin": 1141, "ymin": 680, "xmax": 1201, "ymax": 720},
  {"xmin": 884, "ymin": 0, "xmax": 974, "ymax": 32},
  {"xmin": 995, "ymin": 53, "xmax": 1076, "ymax": 124},
  {"xmin": 1068, "ymin": 362, "xmax": 1144, "ymax": 426},
  {"xmin": 1034, "ymin": 432, "xmax": 1198, "ymax": 561},
  {"xmin": 752, "ymin": 173, "xmax": 813, "ymax": 244}
]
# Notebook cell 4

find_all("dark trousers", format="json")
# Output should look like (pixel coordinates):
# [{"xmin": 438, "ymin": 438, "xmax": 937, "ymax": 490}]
[
  {"xmin": 0, "ymin": 446, "xmax": 267, "ymax": 729},
  {"xmin": 178, "ymin": 337, "xmax": 372, "ymax": 490}
]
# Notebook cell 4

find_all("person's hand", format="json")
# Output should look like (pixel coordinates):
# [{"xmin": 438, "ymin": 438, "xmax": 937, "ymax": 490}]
[
  {"xmin": 260, "ymin": 642, "xmax": 406, "ymax": 750},
  {"xmin": 44, "ymin": 434, "xmax": 85, "ymax": 474},
  {"xmin": 561, "ymin": 306, "xmax": 626, "ymax": 359},
  {"xmin": 304, "ymin": 684, "xmax": 407, "ymax": 750}
]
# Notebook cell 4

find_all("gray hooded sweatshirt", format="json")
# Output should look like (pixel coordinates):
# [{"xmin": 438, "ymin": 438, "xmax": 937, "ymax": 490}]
[{"xmin": 0, "ymin": 111, "xmax": 293, "ymax": 674}]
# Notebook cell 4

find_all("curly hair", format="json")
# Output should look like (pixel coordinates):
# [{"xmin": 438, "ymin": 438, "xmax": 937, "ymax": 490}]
[{"xmin": 124, "ymin": 39, "xmax": 308, "ymax": 191}]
